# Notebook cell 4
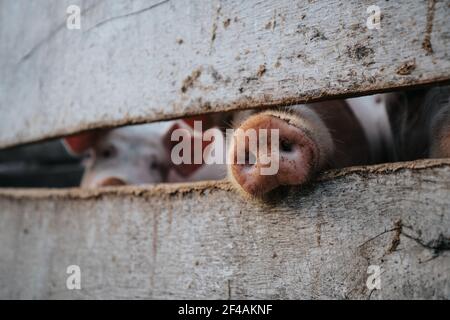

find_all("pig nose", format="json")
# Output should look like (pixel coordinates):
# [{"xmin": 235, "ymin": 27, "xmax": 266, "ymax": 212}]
[
  {"xmin": 229, "ymin": 114, "xmax": 318, "ymax": 197},
  {"xmin": 97, "ymin": 177, "xmax": 127, "ymax": 187}
]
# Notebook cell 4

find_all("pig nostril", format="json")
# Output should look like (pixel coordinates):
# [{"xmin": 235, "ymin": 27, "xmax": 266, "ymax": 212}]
[
  {"xmin": 237, "ymin": 149, "xmax": 256, "ymax": 167},
  {"xmin": 280, "ymin": 139, "xmax": 293, "ymax": 153},
  {"xmin": 245, "ymin": 150, "xmax": 257, "ymax": 165}
]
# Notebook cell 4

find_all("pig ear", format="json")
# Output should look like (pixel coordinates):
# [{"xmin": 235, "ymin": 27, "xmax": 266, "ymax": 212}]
[
  {"xmin": 62, "ymin": 130, "xmax": 101, "ymax": 155},
  {"xmin": 163, "ymin": 122, "xmax": 211, "ymax": 177}
]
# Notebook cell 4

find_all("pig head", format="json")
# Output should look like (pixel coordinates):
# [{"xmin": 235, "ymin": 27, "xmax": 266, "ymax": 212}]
[
  {"xmin": 63, "ymin": 117, "xmax": 226, "ymax": 188},
  {"xmin": 227, "ymin": 96, "xmax": 389, "ymax": 197},
  {"xmin": 227, "ymin": 87, "xmax": 450, "ymax": 198}
]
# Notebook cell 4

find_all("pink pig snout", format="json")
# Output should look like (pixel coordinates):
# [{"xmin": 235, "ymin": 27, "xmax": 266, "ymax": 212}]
[
  {"xmin": 229, "ymin": 114, "xmax": 319, "ymax": 196},
  {"xmin": 97, "ymin": 176, "xmax": 127, "ymax": 187}
]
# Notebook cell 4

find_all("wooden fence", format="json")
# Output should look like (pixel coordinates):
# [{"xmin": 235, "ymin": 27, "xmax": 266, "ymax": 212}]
[{"xmin": 0, "ymin": 0, "xmax": 449, "ymax": 299}]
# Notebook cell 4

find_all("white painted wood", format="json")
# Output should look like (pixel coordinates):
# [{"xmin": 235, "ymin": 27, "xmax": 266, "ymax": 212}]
[
  {"xmin": 0, "ymin": 159, "xmax": 449, "ymax": 299},
  {"xmin": 1, "ymin": 0, "xmax": 449, "ymax": 148}
]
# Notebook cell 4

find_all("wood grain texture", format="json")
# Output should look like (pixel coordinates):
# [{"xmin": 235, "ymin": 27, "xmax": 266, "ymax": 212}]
[
  {"xmin": 1, "ymin": 0, "xmax": 449, "ymax": 148},
  {"xmin": 0, "ymin": 159, "xmax": 449, "ymax": 299}
]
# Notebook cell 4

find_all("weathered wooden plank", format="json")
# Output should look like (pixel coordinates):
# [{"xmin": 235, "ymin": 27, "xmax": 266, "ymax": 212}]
[
  {"xmin": 1, "ymin": 0, "xmax": 449, "ymax": 148},
  {"xmin": 0, "ymin": 159, "xmax": 449, "ymax": 299}
]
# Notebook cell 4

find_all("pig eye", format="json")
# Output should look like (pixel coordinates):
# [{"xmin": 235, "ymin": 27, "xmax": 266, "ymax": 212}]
[
  {"xmin": 280, "ymin": 139, "xmax": 293, "ymax": 152},
  {"xmin": 150, "ymin": 161, "xmax": 160, "ymax": 171},
  {"xmin": 82, "ymin": 151, "xmax": 93, "ymax": 160},
  {"xmin": 100, "ymin": 145, "xmax": 117, "ymax": 158}
]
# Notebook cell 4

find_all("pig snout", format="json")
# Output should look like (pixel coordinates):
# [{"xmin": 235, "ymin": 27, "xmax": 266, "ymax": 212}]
[
  {"xmin": 81, "ymin": 175, "xmax": 128, "ymax": 188},
  {"xmin": 228, "ymin": 114, "xmax": 319, "ymax": 197},
  {"xmin": 97, "ymin": 177, "xmax": 127, "ymax": 187}
]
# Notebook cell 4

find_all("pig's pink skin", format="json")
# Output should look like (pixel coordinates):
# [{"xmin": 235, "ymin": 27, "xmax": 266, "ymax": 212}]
[{"xmin": 229, "ymin": 114, "xmax": 319, "ymax": 197}]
